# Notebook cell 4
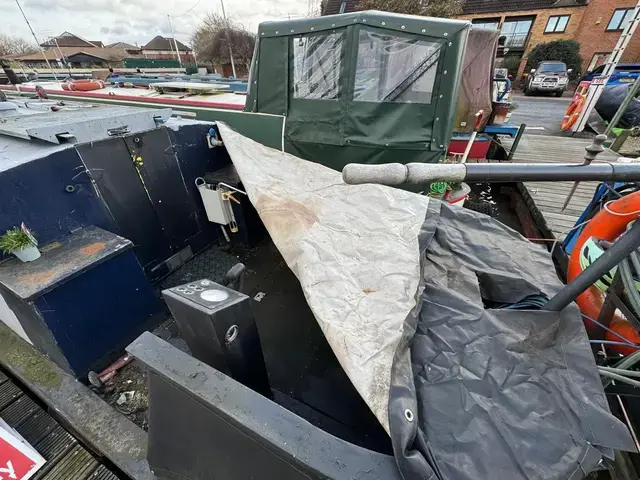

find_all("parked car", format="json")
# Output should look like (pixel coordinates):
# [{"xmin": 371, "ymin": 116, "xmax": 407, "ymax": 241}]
[
  {"xmin": 523, "ymin": 61, "xmax": 570, "ymax": 97},
  {"xmin": 579, "ymin": 63, "xmax": 640, "ymax": 86}
]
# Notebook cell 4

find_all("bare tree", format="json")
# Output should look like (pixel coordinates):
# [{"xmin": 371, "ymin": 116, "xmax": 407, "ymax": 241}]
[
  {"xmin": 0, "ymin": 34, "xmax": 37, "ymax": 57},
  {"xmin": 358, "ymin": 0, "xmax": 463, "ymax": 18},
  {"xmin": 191, "ymin": 13, "xmax": 256, "ymax": 73}
]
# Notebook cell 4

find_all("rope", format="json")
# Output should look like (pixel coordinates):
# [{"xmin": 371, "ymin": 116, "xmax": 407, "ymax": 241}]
[
  {"xmin": 172, "ymin": 0, "xmax": 203, "ymax": 17},
  {"xmin": 598, "ymin": 368, "xmax": 640, "ymax": 388},
  {"xmin": 581, "ymin": 313, "xmax": 640, "ymax": 347},
  {"xmin": 604, "ymin": 200, "xmax": 640, "ymax": 217}
]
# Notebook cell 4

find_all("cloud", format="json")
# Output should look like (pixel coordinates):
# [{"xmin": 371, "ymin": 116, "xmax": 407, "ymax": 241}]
[{"xmin": 6, "ymin": 0, "xmax": 309, "ymax": 46}]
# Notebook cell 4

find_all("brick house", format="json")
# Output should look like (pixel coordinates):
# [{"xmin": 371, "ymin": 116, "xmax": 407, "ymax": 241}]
[
  {"xmin": 40, "ymin": 32, "xmax": 105, "ymax": 49},
  {"xmin": 459, "ymin": 0, "xmax": 640, "ymax": 78},
  {"xmin": 141, "ymin": 36, "xmax": 195, "ymax": 64},
  {"xmin": 573, "ymin": 0, "xmax": 640, "ymax": 71},
  {"xmin": 323, "ymin": 0, "xmax": 640, "ymax": 79}
]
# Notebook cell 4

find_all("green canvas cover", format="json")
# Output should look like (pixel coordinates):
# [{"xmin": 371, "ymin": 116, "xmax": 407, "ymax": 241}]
[{"xmin": 246, "ymin": 11, "xmax": 470, "ymax": 171}]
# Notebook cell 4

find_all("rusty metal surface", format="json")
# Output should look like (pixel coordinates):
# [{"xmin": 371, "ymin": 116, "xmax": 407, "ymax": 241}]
[{"xmin": 0, "ymin": 226, "xmax": 131, "ymax": 301}]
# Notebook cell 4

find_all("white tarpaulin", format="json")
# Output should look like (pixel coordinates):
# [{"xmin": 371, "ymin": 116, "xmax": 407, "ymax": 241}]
[{"xmin": 217, "ymin": 122, "xmax": 429, "ymax": 432}]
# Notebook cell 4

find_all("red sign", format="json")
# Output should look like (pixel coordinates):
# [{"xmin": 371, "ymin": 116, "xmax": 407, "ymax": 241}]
[
  {"xmin": 0, "ymin": 424, "xmax": 45, "ymax": 480},
  {"xmin": 590, "ymin": 75, "xmax": 609, "ymax": 86}
]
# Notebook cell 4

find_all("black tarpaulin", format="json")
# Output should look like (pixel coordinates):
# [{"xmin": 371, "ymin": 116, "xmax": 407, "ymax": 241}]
[{"xmin": 390, "ymin": 200, "xmax": 636, "ymax": 479}]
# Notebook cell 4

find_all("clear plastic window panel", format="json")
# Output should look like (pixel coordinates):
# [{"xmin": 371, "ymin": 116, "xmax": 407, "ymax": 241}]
[
  {"xmin": 293, "ymin": 33, "xmax": 343, "ymax": 100},
  {"xmin": 354, "ymin": 30, "xmax": 442, "ymax": 104}
]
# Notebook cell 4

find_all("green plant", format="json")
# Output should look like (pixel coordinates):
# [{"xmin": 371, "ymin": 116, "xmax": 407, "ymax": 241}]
[
  {"xmin": 525, "ymin": 40, "xmax": 583, "ymax": 81},
  {"xmin": 500, "ymin": 54, "xmax": 523, "ymax": 78},
  {"xmin": 0, "ymin": 227, "xmax": 34, "ymax": 254}
]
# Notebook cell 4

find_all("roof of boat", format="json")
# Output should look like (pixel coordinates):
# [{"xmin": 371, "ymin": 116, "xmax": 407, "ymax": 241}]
[
  {"xmin": 257, "ymin": 10, "xmax": 470, "ymax": 37},
  {"xmin": 0, "ymin": 83, "xmax": 247, "ymax": 109},
  {"xmin": 0, "ymin": 102, "xmax": 188, "ymax": 172}
]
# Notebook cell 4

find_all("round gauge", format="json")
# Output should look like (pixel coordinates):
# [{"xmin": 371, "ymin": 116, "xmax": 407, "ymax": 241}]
[{"xmin": 200, "ymin": 289, "xmax": 229, "ymax": 302}]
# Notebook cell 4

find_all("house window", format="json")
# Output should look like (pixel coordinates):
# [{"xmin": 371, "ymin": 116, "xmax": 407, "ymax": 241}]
[
  {"xmin": 607, "ymin": 8, "xmax": 635, "ymax": 31},
  {"xmin": 339, "ymin": 1, "xmax": 347, "ymax": 13},
  {"xmin": 545, "ymin": 15, "xmax": 570, "ymax": 33},
  {"xmin": 354, "ymin": 29, "xmax": 442, "ymax": 104},
  {"xmin": 501, "ymin": 18, "xmax": 534, "ymax": 49},
  {"xmin": 472, "ymin": 18, "xmax": 500, "ymax": 30},
  {"xmin": 292, "ymin": 32, "xmax": 344, "ymax": 100}
]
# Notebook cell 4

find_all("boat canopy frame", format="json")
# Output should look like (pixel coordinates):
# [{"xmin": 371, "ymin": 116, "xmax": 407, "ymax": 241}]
[{"xmin": 245, "ymin": 11, "xmax": 470, "ymax": 170}]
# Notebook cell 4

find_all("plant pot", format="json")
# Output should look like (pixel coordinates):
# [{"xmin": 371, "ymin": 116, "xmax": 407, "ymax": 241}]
[{"xmin": 12, "ymin": 244, "xmax": 41, "ymax": 262}]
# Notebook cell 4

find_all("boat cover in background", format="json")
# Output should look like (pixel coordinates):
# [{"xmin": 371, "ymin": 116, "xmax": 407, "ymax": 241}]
[
  {"xmin": 452, "ymin": 27, "xmax": 499, "ymax": 133},
  {"xmin": 596, "ymin": 84, "xmax": 640, "ymax": 129},
  {"xmin": 217, "ymin": 122, "xmax": 635, "ymax": 479}
]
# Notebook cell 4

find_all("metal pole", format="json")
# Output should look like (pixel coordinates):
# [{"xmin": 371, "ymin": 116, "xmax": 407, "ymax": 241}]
[
  {"xmin": 14, "ymin": 0, "xmax": 58, "ymax": 80},
  {"xmin": 52, "ymin": 37, "xmax": 71, "ymax": 76},
  {"xmin": 605, "ymin": 74, "xmax": 640, "ymax": 136},
  {"xmin": 561, "ymin": 134, "xmax": 607, "ymax": 210},
  {"xmin": 220, "ymin": 0, "xmax": 237, "ymax": 78},
  {"xmin": 544, "ymin": 220, "xmax": 640, "ymax": 311},
  {"xmin": 507, "ymin": 123, "xmax": 526, "ymax": 162},
  {"xmin": 167, "ymin": 15, "xmax": 183, "ymax": 67},
  {"xmin": 342, "ymin": 162, "xmax": 640, "ymax": 185}
]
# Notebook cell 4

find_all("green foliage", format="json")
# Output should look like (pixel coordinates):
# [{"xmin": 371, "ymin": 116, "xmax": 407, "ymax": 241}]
[
  {"xmin": 185, "ymin": 64, "xmax": 198, "ymax": 75},
  {"xmin": 0, "ymin": 228, "xmax": 34, "ymax": 254},
  {"xmin": 500, "ymin": 54, "xmax": 523, "ymax": 78},
  {"xmin": 191, "ymin": 13, "xmax": 256, "ymax": 70},
  {"xmin": 525, "ymin": 40, "xmax": 583, "ymax": 81},
  {"xmin": 358, "ymin": 0, "xmax": 463, "ymax": 18}
]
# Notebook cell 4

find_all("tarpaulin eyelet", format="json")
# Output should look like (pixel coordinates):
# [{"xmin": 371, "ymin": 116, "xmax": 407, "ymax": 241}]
[{"xmin": 404, "ymin": 409, "xmax": 414, "ymax": 422}]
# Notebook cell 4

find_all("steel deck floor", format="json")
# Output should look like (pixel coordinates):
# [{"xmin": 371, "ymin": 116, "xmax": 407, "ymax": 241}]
[
  {"xmin": 0, "ymin": 370, "xmax": 123, "ymax": 480},
  {"xmin": 502, "ymin": 134, "xmax": 619, "ymax": 240}
]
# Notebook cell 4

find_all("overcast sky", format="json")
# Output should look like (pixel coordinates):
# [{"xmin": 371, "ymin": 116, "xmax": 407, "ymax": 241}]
[{"xmin": 3, "ymin": 0, "xmax": 312, "ymax": 47}]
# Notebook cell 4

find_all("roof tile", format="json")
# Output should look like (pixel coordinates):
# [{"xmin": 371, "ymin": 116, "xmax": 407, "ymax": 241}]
[{"xmin": 142, "ymin": 36, "xmax": 191, "ymax": 51}]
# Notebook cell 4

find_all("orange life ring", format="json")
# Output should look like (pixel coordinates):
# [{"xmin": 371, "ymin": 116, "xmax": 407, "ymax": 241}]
[
  {"xmin": 61, "ymin": 79, "xmax": 104, "ymax": 92},
  {"xmin": 567, "ymin": 191, "xmax": 640, "ymax": 354},
  {"xmin": 561, "ymin": 96, "xmax": 584, "ymax": 131}
]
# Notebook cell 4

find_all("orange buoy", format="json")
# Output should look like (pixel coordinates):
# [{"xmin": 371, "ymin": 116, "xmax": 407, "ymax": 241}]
[
  {"xmin": 561, "ymin": 96, "xmax": 584, "ymax": 131},
  {"xmin": 61, "ymin": 79, "xmax": 104, "ymax": 92},
  {"xmin": 567, "ymin": 190, "xmax": 640, "ymax": 353},
  {"xmin": 606, "ymin": 319, "xmax": 640, "ymax": 356}
]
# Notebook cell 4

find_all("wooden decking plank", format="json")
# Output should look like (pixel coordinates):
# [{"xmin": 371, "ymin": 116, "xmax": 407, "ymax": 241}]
[
  {"xmin": 524, "ymin": 185, "xmax": 597, "ymax": 199},
  {"xmin": 500, "ymin": 134, "xmax": 621, "ymax": 240},
  {"xmin": 0, "ymin": 381, "xmax": 23, "ymax": 410},
  {"xmin": 38, "ymin": 444, "xmax": 98, "ymax": 480},
  {"xmin": 0, "ymin": 368, "xmax": 122, "ymax": 480},
  {"xmin": 1, "ymin": 394, "xmax": 40, "ymax": 428},
  {"xmin": 503, "ymin": 134, "xmax": 618, "ymax": 164}
]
